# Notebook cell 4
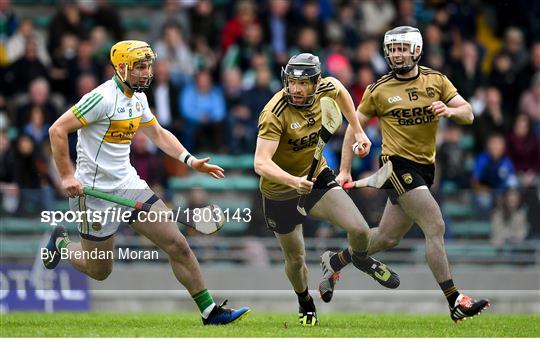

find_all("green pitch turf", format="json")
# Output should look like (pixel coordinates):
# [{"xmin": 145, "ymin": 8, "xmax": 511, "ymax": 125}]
[{"xmin": 1, "ymin": 312, "xmax": 538, "ymax": 337}]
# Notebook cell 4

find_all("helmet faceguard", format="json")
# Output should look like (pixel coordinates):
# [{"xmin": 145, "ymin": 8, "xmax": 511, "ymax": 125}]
[
  {"xmin": 281, "ymin": 53, "xmax": 321, "ymax": 107},
  {"xmin": 383, "ymin": 26, "xmax": 423, "ymax": 75},
  {"xmin": 110, "ymin": 40, "xmax": 156, "ymax": 92}
]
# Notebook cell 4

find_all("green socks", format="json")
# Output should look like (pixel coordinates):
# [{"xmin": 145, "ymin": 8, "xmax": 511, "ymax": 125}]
[{"xmin": 192, "ymin": 289, "xmax": 216, "ymax": 318}]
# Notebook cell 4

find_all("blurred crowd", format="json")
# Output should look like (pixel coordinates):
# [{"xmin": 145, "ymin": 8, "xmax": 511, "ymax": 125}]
[{"xmin": 0, "ymin": 0, "xmax": 539, "ymax": 245}]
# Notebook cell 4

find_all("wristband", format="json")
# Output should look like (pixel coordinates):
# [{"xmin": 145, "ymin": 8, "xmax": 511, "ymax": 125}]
[{"xmin": 179, "ymin": 150, "xmax": 194, "ymax": 167}]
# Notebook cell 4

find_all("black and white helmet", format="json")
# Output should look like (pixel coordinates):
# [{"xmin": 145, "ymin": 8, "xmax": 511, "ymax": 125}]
[
  {"xmin": 281, "ymin": 53, "xmax": 321, "ymax": 107},
  {"xmin": 383, "ymin": 26, "xmax": 423, "ymax": 74}
]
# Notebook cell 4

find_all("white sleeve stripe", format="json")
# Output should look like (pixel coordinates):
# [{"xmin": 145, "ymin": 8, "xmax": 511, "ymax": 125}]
[{"xmin": 77, "ymin": 93, "xmax": 103, "ymax": 116}]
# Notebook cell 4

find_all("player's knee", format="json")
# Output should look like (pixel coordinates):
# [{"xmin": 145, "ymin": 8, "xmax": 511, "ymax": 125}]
[
  {"xmin": 163, "ymin": 237, "xmax": 192, "ymax": 259},
  {"xmin": 285, "ymin": 252, "xmax": 305, "ymax": 270},
  {"xmin": 348, "ymin": 225, "xmax": 369, "ymax": 241},
  {"xmin": 425, "ymin": 218, "xmax": 446, "ymax": 239},
  {"xmin": 381, "ymin": 236, "xmax": 400, "ymax": 249}
]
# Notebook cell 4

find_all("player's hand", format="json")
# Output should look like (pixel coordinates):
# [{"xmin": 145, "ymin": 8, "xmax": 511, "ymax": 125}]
[
  {"xmin": 336, "ymin": 171, "xmax": 353, "ymax": 189},
  {"xmin": 61, "ymin": 176, "xmax": 83, "ymax": 198},
  {"xmin": 294, "ymin": 175, "xmax": 315, "ymax": 195},
  {"xmin": 191, "ymin": 157, "xmax": 225, "ymax": 179},
  {"xmin": 353, "ymin": 133, "xmax": 371, "ymax": 158},
  {"xmin": 430, "ymin": 101, "xmax": 453, "ymax": 118}
]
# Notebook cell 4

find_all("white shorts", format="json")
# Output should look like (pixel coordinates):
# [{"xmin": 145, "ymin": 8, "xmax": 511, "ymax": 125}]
[{"xmin": 69, "ymin": 176, "xmax": 156, "ymax": 241}]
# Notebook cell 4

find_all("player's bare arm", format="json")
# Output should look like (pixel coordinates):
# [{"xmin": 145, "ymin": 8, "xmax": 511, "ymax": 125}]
[
  {"xmin": 254, "ymin": 137, "xmax": 314, "ymax": 195},
  {"xmin": 430, "ymin": 94, "xmax": 473, "ymax": 125},
  {"xmin": 49, "ymin": 109, "xmax": 85, "ymax": 197},
  {"xmin": 337, "ymin": 112, "xmax": 371, "ymax": 185},
  {"xmin": 140, "ymin": 122, "xmax": 224, "ymax": 179},
  {"xmin": 329, "ymin": 77, "xmax": 371, "ymax": 158}
]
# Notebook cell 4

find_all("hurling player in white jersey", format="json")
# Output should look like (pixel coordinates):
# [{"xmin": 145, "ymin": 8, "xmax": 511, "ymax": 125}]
[{"xmin": 43, "ymin": 40, "xmax": 249, "ymax": 325}]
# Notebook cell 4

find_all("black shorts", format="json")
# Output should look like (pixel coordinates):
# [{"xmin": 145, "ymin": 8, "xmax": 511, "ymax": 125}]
[
  {"xmin": 379, "ymin": 155, "xmax": 435, "ymax": 204},
  {"xmin": 262, "ymin": 167, "xmax": 340, "ymax": 234}
]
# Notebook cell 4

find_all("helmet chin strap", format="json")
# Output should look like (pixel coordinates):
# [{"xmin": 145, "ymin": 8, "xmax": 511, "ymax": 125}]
[
  {"xmin": 119, "ymin": 71, "xmax": 151, "ymax": 93},
  {"xmin": 390, "ymin": 51, "xmax": 422, "ymax": 75},
  {"xmin": 393, "ymin": 63, "xmax": 415, "ymax": 74}
]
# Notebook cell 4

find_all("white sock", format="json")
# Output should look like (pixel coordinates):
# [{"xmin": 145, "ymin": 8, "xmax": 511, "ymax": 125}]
[
  {"xmin": 454, "ymin": 294, "xmax": 464, "ymax": 306},
  {"xmin": 201, "ymin": 302, "xmax": 216, "ymax": 319}
]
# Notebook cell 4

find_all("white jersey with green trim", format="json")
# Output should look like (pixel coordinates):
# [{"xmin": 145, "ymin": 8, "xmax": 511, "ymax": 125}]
[{"xmin": 71, "ymin": 77, "xmax": 157, "ymax": 191}]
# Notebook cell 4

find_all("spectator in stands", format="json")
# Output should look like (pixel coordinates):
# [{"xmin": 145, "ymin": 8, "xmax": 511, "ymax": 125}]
[
  {"xmin": 350, "ymin": 65, "xmax": 375, "ymax": 106},
  {"xmin": 47, "ymin": 3, "xmax": 86, "ymax": 58},
  {"xmin": 0, "ymin": 0, "xmax": 18, "ymax": 44},
  {"xmin": 489, "ymin": 52, "xmax": 521, "ymax": 113},
  {"xmin": 89, "ymin": 0, "xmax": 124, "ymax": 42},
  {"xmin": 0, "ymin": 131, "xmax": 18, "ymax": 214},
  {"xmin": 66, "ymin": 39, "xmax": 104, "ymax": 103},
  {"xmin": 438, "ymin": 123, "xmax": 471, "ymax": 190},
  {"xmin": 423, "ymin": 23, "xmax": 446, "ymax": 72},
  {"xmin": 230, "ymin": 67, "xmax": 273, "ymax": 154},
  {"xmin": 49, "ymin": 33, "xmax": 79, "ymax": 95},
  {"xmin": 130, "ymin": 132, "xmax": 165, "ymax": 190},
  {"xmin": 506, "ymin": 114, "xmax": 540, "ymax": 186},
  {"xmin": 40, "ymin": 139, "xmax": 61, "ymax": 197},
  {"xmin": 517, "ymin": 42, "xmax": 540, "ymax": 94},
  {"xmin": 222, "ymin": 67, "xmax": 244, "ymax": 112},
  {"xmin": 431, "ymin": 5, "xmax": 454, "ymax": 51},
  {"xmin": 518, "ymin": 72, "xmax": 540, "ymax": 134},
  {"xmin": 331, "ymin": 2, "xmax": 360, "ymax": 49},
  {"xmin": 472, "ymin": 133, "xmax": 518, "ymax": 211},
  {"xmin": 192, "ymin": 36, "xmax": 218, "ymax": 73},
  {"xmin": 75, "ymin": 73, "xmax": 98, "ymax": 101},
  {"xmin": 262, "ymin": 0, "xmax": 292, "ymax": 67},
  {"xmin": 490, "ymin": 188, "xmax": 529, "ymax": 246},
  {"xmin": 189, "ymin": 0, "xmax": 220, "ymax": 49},
  {"xmin": 6, "ymin": 18, "xmax": 50, "ymax": 66},
  {"xmin": 449, "ymin": 41, "xmax": 485, "ymax": 101},
  {"xmin": 351, "ymin": 38, "xmax": 388, "ymax": 77},
  {"xmin": 357, "ymin": 0, "xmax": 395, "ymax": 37},
  {"xmin": 326, "ymin": 52, "xmax": 353, "ymax": 87},
  {"xmin": 291, "ymin": 0, "xmax": 326, "ymax": 48},
  {"xmin": 4, "ymin": 39, "xmax": 49, "ymax": 95},
  {"xmin": 240, "ymin": 51, "xmax": 278, "ymax": 90},
  {"xmin": 220, "ymin": 0, "xmax": 258, "ymax": 53},
  {"xmin": 13, "ymin": 134, "xmax": 53, "ymax": 215},
  {"xmin": 390, "ymin": 0, "xmax": 417, "ymax": 28},
  {"xmin": 501, "ymin": 27, "xmax": 529, "ymax": 74},
  {"xmin": 473, "ymin": 87, "xmax": 512, "ymax": 153},
  {"xmin": 289, "ymin": 26, "xmax": 324, "ymax": 65},
  {"xmin": 149, "ymin": 0, "xmax": 190, "ymax": 43},
  {"xmin": 23, "ymin": 106, "xmax": 49, "ymax": 144},
  {"xmin": 89, "ymin": 26, "xmax": 113, "ymax": 64},
  {"xmin": 222, "ymin": 23, "xmax": 271, "ymax": 74},
  {"xmin": 180, "ymin": 69, "xmax": 226, "ymax": 152},
  {"xmin": 15, "ymin": 78, "xmax": 58, "ymax": 130},
  {"xmin": 154, "ymin": 22, "xmax": 194, "ymax": 88},
  {"xmin": 242, "ymin": 66, "xmax": 274, "ymax": 118},
  {"xmin": 146, "ymin": 60, "xmax": 181, "ymax": 136}
]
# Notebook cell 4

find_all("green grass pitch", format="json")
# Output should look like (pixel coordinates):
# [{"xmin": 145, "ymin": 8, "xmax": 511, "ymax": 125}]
[{"xmin": 1, "ymin": 312, "xmax": 538, "ymax": 337}]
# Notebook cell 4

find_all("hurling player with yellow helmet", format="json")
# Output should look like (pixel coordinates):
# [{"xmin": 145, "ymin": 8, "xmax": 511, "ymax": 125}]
[{"xmin": 43, "ymin": 40, "xmax": 250, "ymax": 325}]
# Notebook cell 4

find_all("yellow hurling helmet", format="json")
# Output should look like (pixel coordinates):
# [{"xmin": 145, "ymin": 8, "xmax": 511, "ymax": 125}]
[{"xmin": 110, "ymin": 40, "xmax": 156, "ymax": 92}]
